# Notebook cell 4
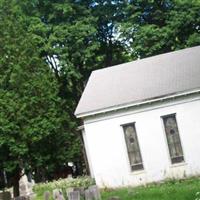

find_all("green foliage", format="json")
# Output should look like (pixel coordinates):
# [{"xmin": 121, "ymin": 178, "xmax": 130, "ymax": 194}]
[
  {"xmin": 0, "ymin": 0, "xmax": 79, "ymax": 193},
  {"xmin": 120, "ymin": 0, "xmax": 200, "ymax": 58},
  {"xmin": 89, "ymin": 0, "xmax": 130, "ymax": 67},
  {"xmin": 34, "ymin": 176, "xmax": 95, "ymax": 191},
  {"xmin": 25, "ymin": 0, "xmax": 100, "ymax": 102}
]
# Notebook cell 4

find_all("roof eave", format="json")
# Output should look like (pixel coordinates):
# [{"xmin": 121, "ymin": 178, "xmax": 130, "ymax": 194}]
[{"xmin": 75, "ymin": 88, "xmax": 200, "ymax": 119}]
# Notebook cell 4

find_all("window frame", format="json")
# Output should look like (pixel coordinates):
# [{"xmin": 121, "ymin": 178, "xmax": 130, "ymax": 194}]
[
  {"xmin": 161, "ymin": 113, "xmax": 185, "ymax": 165},
  {"xmin": 121, "ymin": 122, "xmax": 144, "ymax": 172}
]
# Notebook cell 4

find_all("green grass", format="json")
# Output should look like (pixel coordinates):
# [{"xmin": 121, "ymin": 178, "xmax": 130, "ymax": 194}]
[
  {"xmin": 34, "ymin": 177, "xmax": 200, "ymax": 200},
  {"xmin": 101, "ymin": 178, "xmax": 200, "ymax": 200}
]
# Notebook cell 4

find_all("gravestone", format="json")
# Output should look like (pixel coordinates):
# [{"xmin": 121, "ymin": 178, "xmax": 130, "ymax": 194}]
[
  {"xmin": 53, "ymin": 189, "xmax": 64, "ymax": 200},
  {"xmin": 73, "ymin": 187, "xmax": 85, "ymax": 197},
  {"xmin": 13, "ymin": 196, "xmax": 29, "ymax": 200},
  {"xmin": 88, "ymin": 185, "xmax": 101, "ymax": 200},
  {"xmin": 19, "ymin": 175, "xmax": 29, "ymax": 196},
  {"xmin": 19, "ymin": 173, "xmax": 34, "ymax": 199},
  {"xmin": 66, "ymin": 188, "xmax": 74, "ymax": 199},
  {"xmin": 67, "ymin": 191, "xmax": 80, "ymax": 200},
  {"xmin": 84, "ymin": 189, "xmax": 92, "ymax": 200},
  {"xmin": 43, "ymin": 191, "xmax": 51, "ymax": 200},
  {"xmin": 0, "ymin": 191, "xmax": 11, "ymax": 200}
]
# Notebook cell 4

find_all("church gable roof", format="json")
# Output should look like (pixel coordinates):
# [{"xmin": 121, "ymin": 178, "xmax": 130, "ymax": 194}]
[{"xmin": 75, "ymin": 46, "xmax": 200, "ymax": 117}]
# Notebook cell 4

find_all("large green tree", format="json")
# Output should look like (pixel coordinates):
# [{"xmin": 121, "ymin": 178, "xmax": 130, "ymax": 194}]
[
  {"xmin": 0, "ymin": 0, "xmax": 78, "ymax": 196},
  {"xmin": 22, "ymin": 0, "xmax": 130, "ymax": 103},
  {"xmin": 120, "ymin": 0, "xmax": 200, "ymax": 58},
  {"xmin": 23, "ymin": 0, "xmax": 99, "ymax": 104},
  {"xmin": 88, "ymin": 0, "xmax": 130, "ymax": 67}
]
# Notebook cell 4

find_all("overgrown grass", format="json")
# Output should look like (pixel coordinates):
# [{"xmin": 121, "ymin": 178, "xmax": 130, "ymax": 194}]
[
  {"xmin": 34, "ymin": 177, "xmax": 200, "ymax": 200},
  {"xmin": 101, "ymin": 177, "xmax": 200, "ymax": 200}
]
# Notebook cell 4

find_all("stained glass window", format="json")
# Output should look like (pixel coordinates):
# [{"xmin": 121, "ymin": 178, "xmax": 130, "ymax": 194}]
[
  {"xmin": 122, "ymin": 123, "xmax": 143, "ymax": 171},
  {"xmin": 162, "ymin": 114, "xmax": 184, "ymax": 164}
]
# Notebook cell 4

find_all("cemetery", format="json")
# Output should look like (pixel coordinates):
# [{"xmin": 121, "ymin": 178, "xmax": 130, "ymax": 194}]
[{"xmin": 1, "ymin": 176, "xmax": 200, "ymax": 200}]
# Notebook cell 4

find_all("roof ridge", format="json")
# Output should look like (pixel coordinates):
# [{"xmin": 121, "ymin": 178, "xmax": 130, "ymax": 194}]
[{"xmin": 93, "ymin": 45, "xmax": 200, "ymax": 74}]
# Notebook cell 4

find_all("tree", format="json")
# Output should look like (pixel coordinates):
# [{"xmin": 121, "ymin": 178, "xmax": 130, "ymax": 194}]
[
  {"xmin": 120, "ymin": 0, "xmax": 200, "ymax": 58},
  {"xmin": 22, "ymin": 0, "xmax": 130, "ymax": 102},
  {"xmin": 88, "ymin": 0, "xmax": 130, "ymax": 67},
  {"xmin": 22, "ymin": 0, "xmax": 99, "ymax": 102},
  {"xmin": 0, "ymin": 0, "xmax": 75, "ymax": 196}
]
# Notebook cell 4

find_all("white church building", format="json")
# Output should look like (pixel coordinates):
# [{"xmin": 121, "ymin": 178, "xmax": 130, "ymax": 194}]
[{"xmin": 75, "ymin": 46, "xmax": 200, "ymax": 188}]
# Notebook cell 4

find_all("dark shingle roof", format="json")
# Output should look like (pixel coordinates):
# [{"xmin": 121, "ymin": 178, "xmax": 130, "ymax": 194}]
[{"xmin": 75, "ymin": 46, "xmax": 200, "ymax": 117}]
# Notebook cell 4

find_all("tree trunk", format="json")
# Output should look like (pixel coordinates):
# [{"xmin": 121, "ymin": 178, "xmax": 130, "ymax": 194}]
[
  {"xmin": 13, "ymin": 168, "xmax": 21, "ymax": 197},
  {"xmin": 105, "ymin": 39, "xmax": 113, "ymax": 67},
  {"xmin": 13, "ymin": 178, "xmax": 20, "ymax": 197}
]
